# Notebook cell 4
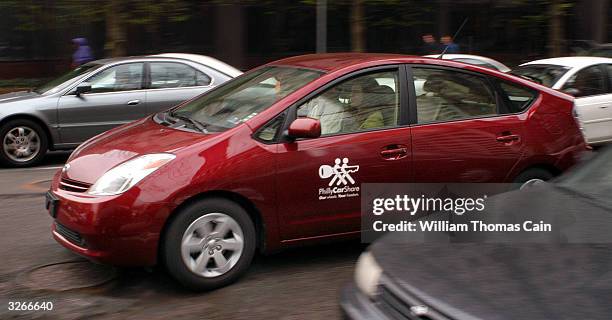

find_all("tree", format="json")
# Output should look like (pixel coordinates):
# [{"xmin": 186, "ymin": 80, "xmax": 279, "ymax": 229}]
[
  {"xmin": 350, "ymin": 0, "xmax": 365, "ymax": 52},
  {"xmin": 0, "ymin": 0, "xmax": 192, "ymax": 58}
]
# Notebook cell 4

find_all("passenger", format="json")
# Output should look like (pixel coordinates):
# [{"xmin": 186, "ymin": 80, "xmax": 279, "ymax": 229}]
[{"xmin": 344, "ymin": 78, "xmax": 388, "ymax": 131}]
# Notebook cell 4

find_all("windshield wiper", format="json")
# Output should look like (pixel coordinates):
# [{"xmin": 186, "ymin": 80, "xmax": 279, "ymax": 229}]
[{"xmin": 167, "ymin": 111, "xmax": 209, "ymax": 134}]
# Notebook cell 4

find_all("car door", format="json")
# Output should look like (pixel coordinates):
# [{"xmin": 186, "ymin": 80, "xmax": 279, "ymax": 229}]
[
  {"xmin": 409, "ymin": 66, "xmax": 526, "ymax": 183},
  {"xmin": 273, "ymin": 67, "xmax": 412, "ymax": 240},
  {"xmin": 144, "ymin": 61, "xmax": 214, "ymax": 115},
  {"xmin": 563, "ymin": 64, "xmax": 612, "ymax": 144},
  {"xmin": 57, "ymin": 62, "xmax": 146, "ymax": 145}
]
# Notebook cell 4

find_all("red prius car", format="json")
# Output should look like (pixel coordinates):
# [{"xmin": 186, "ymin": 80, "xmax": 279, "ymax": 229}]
[{"xmin": 47, "ymin": 53, "xmax": 586, "ymax": 290}]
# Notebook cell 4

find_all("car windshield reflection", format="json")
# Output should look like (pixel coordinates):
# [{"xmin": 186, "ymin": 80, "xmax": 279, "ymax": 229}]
[{"xmin": 34, "ymin": 63, "xmax": 101, "ymax": 95}]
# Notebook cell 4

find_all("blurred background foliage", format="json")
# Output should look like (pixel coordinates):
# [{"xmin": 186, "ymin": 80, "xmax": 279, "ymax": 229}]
[{"xmin": 0, "ymin": 0, "xmax": 608, "ymax": 73}]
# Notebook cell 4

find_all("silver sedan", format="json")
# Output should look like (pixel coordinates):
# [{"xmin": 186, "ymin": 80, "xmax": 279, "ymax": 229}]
[{"xmin": 0, "ymin": 53, "xmax": 241, "ymax": 167}]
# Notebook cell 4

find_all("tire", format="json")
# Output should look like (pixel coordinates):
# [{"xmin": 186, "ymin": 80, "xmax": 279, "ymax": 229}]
[
  {"xmin": 0, "ymin": 119, "xmax": 48, "ymax": 167},
  {"xmin": 513, "ymin": 168, "xmax": 554, "ymax": 190},
  {"xmin": 162, "ymin": 198, "xmax": 256, "ymax": 291}
]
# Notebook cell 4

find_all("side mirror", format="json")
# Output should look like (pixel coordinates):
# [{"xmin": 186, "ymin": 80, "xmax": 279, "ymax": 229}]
[
  {"xmin": 562, "ymin": 87, "xmax": 580, "ymax": 97},
  {"xmin": 286, "ymin": 118, "xmax": 321, "ymax": 140},
  {"xmin": 75, "ymin": 82, "xmax": 92, "ymax": 96}
]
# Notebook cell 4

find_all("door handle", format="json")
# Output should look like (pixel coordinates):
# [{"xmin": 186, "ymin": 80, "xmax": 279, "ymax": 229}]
[
  {"xmin": 127, "ymin": 99, "xmax": 141, "ymax": 105},
  {"xmin": 600, "ymin": 105, "xmax": 610, "ymax": 109},
  {"xmin": 496, "ymin": 134, "xmax": 520, "ymax": 143},
  {"xmin": 380, "ymin": 145, "xmax": 408, "ymax": 160}
]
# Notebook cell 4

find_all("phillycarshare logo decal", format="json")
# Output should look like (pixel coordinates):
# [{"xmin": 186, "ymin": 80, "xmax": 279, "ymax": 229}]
[{"xmin": 318, "ymin": 158, "xmax": 360, "ymax": 200}]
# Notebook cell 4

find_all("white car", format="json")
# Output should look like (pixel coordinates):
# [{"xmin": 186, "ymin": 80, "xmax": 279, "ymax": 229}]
[
  {"xmin": 512, "ymin": 57, "xmax": 612, "ymax": 145},
  {"xmin": 424, "ymin": 54, "xmax": 511, "ymax": 72}
]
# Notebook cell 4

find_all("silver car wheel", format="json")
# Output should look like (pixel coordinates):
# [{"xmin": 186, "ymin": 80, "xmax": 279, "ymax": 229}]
[
  {"xmin": 3, "ymin": 126, "xmax": 40, "ymax": 163},
  {"xmin": 181, "ymin": 212, "xmax": 244, "ymax": 278}
]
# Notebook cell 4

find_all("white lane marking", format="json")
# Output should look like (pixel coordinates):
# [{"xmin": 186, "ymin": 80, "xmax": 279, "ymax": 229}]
[{"xmin": 0, "ymin": 166, "xmax": 63, "ymax": 172}]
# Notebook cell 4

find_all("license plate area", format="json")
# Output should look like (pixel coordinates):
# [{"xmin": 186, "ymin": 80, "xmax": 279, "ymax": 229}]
[{"xmin": 45, "ymin": 191, "xmax": 59, "ymax": 218}]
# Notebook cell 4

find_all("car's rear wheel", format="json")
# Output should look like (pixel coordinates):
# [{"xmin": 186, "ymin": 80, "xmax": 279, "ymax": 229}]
[
  {"xmin": 0, "ymin": 119, "xmax": 48, "ymax": 167},
  {"xmin": 513, "ymin": 168, "xmax": 554, "ymax": 190},
  {"xmin": 162, "ymin": 198, "xmax": 256, "ymax": 291}
]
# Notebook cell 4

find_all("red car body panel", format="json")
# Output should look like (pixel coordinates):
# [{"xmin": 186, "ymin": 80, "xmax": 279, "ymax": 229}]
[{"xmin": 49, "ymin": 54, "xmax": 587, "ymax": 266}]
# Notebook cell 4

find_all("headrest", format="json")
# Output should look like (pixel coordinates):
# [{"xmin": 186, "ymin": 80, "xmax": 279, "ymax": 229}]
[{"xmin": 423, "ymin": 74, "xmax": 447, "ymax": 94}]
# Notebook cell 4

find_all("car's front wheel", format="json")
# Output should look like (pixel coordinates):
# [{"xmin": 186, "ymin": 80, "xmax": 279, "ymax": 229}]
[
  {"xmin": 162, "ymin": 198, "xmax": 256, "ymax": 291},
  {"xmin": 0, "ymin": 119, "xmax": 48, "ymax": 167}
]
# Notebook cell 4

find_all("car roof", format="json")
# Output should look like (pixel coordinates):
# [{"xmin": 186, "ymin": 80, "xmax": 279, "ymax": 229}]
[
  {"xmin": 264, "ymin": 53, "xmax": 571, "ymax": 102},
  {"xmin": 148, "ymin": 53, "xmax": 243, "ymax": 77},
  {"xmin": 521, "ymin": 56, "xmax": 612, "ymax": 68},
  {"xmin": 268, "ymin": 53, "xmax": 418, "ymax": 72},
  {"xmin": 87, "ymin": 53, "xmax": 242, "ymax": 78},
  {"xmin": 424, "ymin": 53, "xmax": 493, "ymax": 60}
]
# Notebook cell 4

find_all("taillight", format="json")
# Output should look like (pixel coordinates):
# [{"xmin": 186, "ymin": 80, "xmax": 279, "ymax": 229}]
[{"xmin": 572, "ymin": 102, "xmax": 590, "ymax": 149}]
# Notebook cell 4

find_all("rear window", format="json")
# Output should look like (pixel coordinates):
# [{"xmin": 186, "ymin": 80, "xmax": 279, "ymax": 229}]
[
  {"xmin": 498, "ymin": 81, "xmax": 538, "ymax": 113},
  {"xmin": 510, "ymin": 64, "xmax": 569, "ymax": 87},
  {"xmin": 452, "ymin": 58, "xmax": 498, "ymax": 71}
]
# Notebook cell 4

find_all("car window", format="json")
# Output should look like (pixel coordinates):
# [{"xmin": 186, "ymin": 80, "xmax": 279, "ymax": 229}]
[
  {"xmin": 413, "ymin": 68, "xmax": 497, "ymax": 123},
  {"xmin": 562, "ymin": 65, "xmax": 607, "ymax": 97},
  {"xmin": 510, "ymin": 64, "xmax": 569, "ymax": 87},
  {"xmin": 498, "ymin": 81, "xmax": 538, "ymax": 113},
  {"xmin": 86, "ymin": 63, "xmax": 144, "ymax": 93},
  {"xmin": 296, "ymin": 70, "xmax": 400, "ymax": 135},
  {"xmin": 256, "ymin": 114, "xmax": 285, "ymax": 142},
  {"xmin": 150, "ymin": 62, "xmax": 211, "ymax": 89},
  {"xmin": 452, "ymin": 58, "xmax": 498, "ymax": 71}
]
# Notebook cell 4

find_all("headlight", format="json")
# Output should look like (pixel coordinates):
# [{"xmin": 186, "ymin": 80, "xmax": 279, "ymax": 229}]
[
  {"xmin": 88, "ymin": 153, "xmax": 175, "ymax": 196},
  {"xmin": 355, "ymin": 251, "xmax": 383, "ymax": 298}
]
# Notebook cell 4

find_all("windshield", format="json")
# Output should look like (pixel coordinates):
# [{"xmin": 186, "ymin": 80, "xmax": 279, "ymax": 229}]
[
  {"xmin": 510, "ymin": 64, "xmax": 570, "ymax": 87},
  {"xmin": 168, "ymin": 66, "xmax": 323, "ymax": 132},
  {"xmin": 34, "ymin": 63, "xmax": 101, "ymax": 94}
]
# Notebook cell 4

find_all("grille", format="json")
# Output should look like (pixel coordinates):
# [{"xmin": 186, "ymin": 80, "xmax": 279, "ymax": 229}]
[
  {"xmin": 55, "ymin": 222, "xmax": 85, "ymax": 247},
  {"xmin": 375, "ymin": 283, "xmax": 449, "ymax": 320},
  {"xmin": 59, "ymin": 177, "xmax": 92, "ymax": 193}
]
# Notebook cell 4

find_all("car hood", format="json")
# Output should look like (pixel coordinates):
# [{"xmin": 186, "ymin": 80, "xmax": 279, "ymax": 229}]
[
  {"xmin": 371, "ymin": 185, "xmax": 612, "ymax": 319},
  {"xmin": 64, "ymin": 117, "xmax": 216, "ymax": 184},
  {"xmin": 0, "ymin": 91, "xmax": 41, "ymax": 104}
]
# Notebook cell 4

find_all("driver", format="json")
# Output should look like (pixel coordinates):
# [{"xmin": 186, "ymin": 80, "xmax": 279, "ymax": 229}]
[{"xmin": 304, "ymin": 86, "xmax": 345, "ymax": 135}]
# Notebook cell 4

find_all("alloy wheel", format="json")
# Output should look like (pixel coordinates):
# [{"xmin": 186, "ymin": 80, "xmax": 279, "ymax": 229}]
[
  {"xmin": 180, "ymin": 212, "xmax": 245, "ymax": 278},
  {"xmin": 2, "ymin": 126, "xmax": 41, "ymax": 163}
]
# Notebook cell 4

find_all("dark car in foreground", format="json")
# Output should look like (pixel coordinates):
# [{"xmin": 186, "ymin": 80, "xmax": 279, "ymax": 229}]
[
  {"xmin": 47, "ymin": 53, "xmax": 586, "ymax": 291},
  {"xmin": 0, "ymin": 53, "xmax": 241, "ymax": 167},
  {"xmin": 342, "ymin": 148, "xmax": 612, "ymax": 319}
]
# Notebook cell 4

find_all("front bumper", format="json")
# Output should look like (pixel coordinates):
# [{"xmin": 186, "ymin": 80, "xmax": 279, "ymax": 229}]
[
  {"xmin": 340, "ymin": 284, "xmax": 390, "ymax": 320},
  {"xmin": 47, "ymin": 178, "xmax": 175, "ymax": 266}
]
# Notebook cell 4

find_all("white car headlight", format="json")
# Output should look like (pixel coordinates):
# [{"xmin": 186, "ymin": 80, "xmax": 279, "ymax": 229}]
[
  {"xmin": 88, "ymin": 153, "xmax": 175, "ymax": 196},
  {"xmin": 355, "ymin": 251, "xmax": 383, "ymax": 298}
]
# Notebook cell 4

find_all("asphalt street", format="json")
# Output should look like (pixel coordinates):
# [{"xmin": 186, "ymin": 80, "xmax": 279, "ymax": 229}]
[{"xmin": 0, "ymin": 153, "xmax": 363, "ymax": 319}]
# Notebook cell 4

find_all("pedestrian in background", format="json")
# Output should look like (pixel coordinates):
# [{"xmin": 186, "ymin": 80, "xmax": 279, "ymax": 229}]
[
  {"xmin": 440, "ymin": 35, "xmax": 460, "ymax": 53},
  {"xmin": 71, "ymin": 38, "xmax": 93, "ymax": 67},
  {"xmin": 421, "ymin": 34, "xmax": 441, "ymax": 55}
]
